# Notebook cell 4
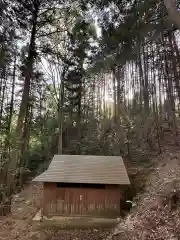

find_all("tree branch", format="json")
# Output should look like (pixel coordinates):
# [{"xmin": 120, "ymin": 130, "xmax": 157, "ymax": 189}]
[{"xmin": 36, "ymin": 29, "xmax": 65, "ymax": 38}]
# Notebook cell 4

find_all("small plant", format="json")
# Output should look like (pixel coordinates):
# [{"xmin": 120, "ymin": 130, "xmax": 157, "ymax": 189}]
[{"xmin": 126, "ymin": 200, "xmax": 137, "ymax": 208}]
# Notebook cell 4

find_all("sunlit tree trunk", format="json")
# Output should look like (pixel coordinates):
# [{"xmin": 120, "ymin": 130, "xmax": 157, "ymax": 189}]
[
  {"xmin": 162, "ymin": 35, "xmax": 178, "ymax": 144},
  {"xmin": 142, "ymin": 44, "xmax": 150, "ymax": 115},
  {"xmin": 57, "ymin": 77, "xmax": 64, "ymax": 154},
  {"xmin": 168, "ymin": 32, "xmax": 180, "ymax": 104},
  {"xmin": 112, "ymin": 68, "xmax": 117, "ymax": 121},
  {"xmin": 0, "ymin": 68, "xmax": 7, "ymax": 127}
]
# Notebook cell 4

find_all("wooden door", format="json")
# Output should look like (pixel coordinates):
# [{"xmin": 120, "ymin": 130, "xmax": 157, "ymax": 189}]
[
  {"xmin": 56, "ymin": 188, "xmax": 87, "ymax": 216},
  {"xmin": 67, "ymin": 188, "xmax": 87, "ymax": 215},
  {"xmin": 56, "ymin": 188, "xmax": 66, "ymax": 214}
]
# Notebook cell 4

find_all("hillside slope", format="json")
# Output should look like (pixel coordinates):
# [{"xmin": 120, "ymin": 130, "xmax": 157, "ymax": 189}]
[{"xmin": 109, "ymin": 146, "xmax": 180, "ymax": 240}]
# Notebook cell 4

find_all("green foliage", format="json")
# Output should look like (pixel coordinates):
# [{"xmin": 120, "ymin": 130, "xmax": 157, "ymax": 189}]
[
  {"xmin": 24, "ymin": 89, "xmax": 153, "ymax": 174},
  {"xmin": 87, "ymin": 0, "xmax": 169, "ymax": 72}
]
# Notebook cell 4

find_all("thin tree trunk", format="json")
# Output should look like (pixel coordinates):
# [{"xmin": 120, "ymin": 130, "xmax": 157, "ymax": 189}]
[
  {"xmin": 168, "ymin": 32, "xmax": 180, "ymax": 103},
  {"xmin": 57, "ymin": 77, "xmax": 64, "ymax": 154},
  {"xmin": 151, "ymin": 45, "xmax": 162, "ymax": 153},
  {"xmin": 142, "ymin": 44, "xmax": 150, "ymax": 115},
  {"xmin": 0, "ymin": 69, "xmax": 7, "ymax": 127},
  {"xmin": 0, "ymin": 53, "xmax": 16, "ymax": 215},
  {"xmin": 162, "ymin": 35, "xmax": 178, "ymax": 144},
  {"xmin": 112, "ymin": 69, "xmax": 117, "ymax": 122},
  {"xmin": 8, "ymin": 4, "xmax": 39, "ymax": 193}
]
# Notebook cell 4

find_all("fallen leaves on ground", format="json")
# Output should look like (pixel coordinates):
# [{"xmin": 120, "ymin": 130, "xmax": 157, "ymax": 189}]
[{"xmin": 107, "ymin": 149, "xmax": 180, "ymax": 240}]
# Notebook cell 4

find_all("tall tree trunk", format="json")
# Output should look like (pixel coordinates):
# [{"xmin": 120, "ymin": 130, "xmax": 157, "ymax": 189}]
[
  {"xmin": 168, "ymin": 32, "xmax": 180, "ymax": 103},
  {"xmin": 8, "ymin": 4, "xmax": 39, "ymax": 194},
  {"xmin": 57, "ymin": 78, "xmax": 64, "ymax": 154},
  {"xmin": 76, "ymin": 81, "xmax": 82, "ymax": 155},
  {"xmin": 116, "ymin": 66, "xmax": 124, "ymax": 120},
  {"xmin": 0, "ymin": 68, "xmax": 7, "ymax": 127},
  {"xmin": 112, "ymin": 68, "xmax": 117, "ymax": 122},
  {"xmin": 162, "ymin": 35, "xmax": 178, "ymax": 144},
  {"xmin": 142, "ymin": 44, "xmax": 150, "ymax": 115},
  {"xmin": 0, "ymin": 53, "xmax": 16, "ymax": 215},
  {"xmin": 18, "ymin": 103, "xmax": 32, "ymax": 187},
  {"xmin": 151, "ymin": 45, "xmax": 162, "ymax": 153}
]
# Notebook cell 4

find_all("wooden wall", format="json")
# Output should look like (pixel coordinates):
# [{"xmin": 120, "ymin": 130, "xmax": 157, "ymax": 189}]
[{"xmin": 43, "ymin": 183, "xmax": 121, "ymax": 218}]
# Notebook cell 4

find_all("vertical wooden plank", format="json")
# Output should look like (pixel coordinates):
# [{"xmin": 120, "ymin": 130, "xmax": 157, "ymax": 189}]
[
  {"xmin": 68, "ymin": 190, "xmax": 70, "ymax": 215},
  {"xmin": 57, "ymin": 200, "xmax": 59, "ymax": 213},
  {"xmin": 85, "ymin": 190, "xmax": 88, "ymax": 214},
  {"xmin": 76, "ymin": 190, "xmax": 78, "ymax": 214},
  {"xmin": 74, "ymin": 190, "xmax": 76, "ymax": 214},
  {"xmin": 64, "ymin": 190, "xmax": 68, "ymax": 215},
  {"xmin": 47, "ymin": 185, "xmax": 121, "ymax": 218},
  {"xmin": 76, "ymin": 190, "xmax": 79, "ymax": 215}
]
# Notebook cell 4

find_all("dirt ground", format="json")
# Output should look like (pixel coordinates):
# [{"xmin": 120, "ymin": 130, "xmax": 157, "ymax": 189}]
[
  {"xmin": 109, "ymin": 147, "xmax": 180, "ymax": 240},
  {"xmin": 0, "ymin": 183, "xmax": 111, "ymax": 240}
]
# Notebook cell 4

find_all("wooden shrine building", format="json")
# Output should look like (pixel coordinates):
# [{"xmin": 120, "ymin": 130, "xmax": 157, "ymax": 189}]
[{"xmin": 33, "ymin": 155, "xmax": 130, "ymax": 218}]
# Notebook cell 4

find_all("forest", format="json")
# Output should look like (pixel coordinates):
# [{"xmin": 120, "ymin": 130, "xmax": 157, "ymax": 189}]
[{"xmin": 0, "ymin": 0, "xmax": 180, "ymax": 222}]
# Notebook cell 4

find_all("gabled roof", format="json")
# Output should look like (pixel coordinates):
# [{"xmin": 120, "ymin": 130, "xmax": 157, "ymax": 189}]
[{"xmin": 33, "ymin": 155, "xmax": 130, "ymax": 185}]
